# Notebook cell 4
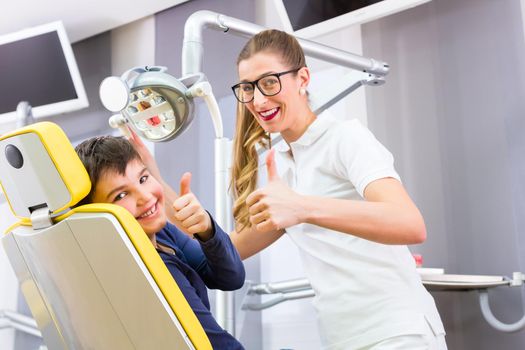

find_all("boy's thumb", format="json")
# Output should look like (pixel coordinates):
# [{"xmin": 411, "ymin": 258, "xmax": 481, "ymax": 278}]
[{"xmin": 180, "ymin": 172, "xmax": 192, "ymax": 196}]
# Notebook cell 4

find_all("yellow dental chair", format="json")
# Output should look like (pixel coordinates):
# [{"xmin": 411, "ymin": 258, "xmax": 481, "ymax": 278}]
[{"xmin": 0, "ymin": 122, "xmax": 212, "ymax": 349}]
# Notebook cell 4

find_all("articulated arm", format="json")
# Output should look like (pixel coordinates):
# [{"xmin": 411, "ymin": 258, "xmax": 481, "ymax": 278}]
[{"xmin": 182, "ymin": 10, "xmax": 389, "ymax": 77}]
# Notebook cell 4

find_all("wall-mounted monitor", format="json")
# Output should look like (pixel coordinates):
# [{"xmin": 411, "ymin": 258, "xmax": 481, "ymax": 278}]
[
  {"xmin": 0, "ymin": 21, "xmax": 88, "ymax": 124},
  {"xmin": 273, "ymin": 0, "xmax": 432, "ymax": 39}
]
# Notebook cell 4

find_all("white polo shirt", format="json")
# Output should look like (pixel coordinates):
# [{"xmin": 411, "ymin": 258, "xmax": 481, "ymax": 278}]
[{"xmin": 272, "ymin": 112, "xmax": 445, "ymax": 349}]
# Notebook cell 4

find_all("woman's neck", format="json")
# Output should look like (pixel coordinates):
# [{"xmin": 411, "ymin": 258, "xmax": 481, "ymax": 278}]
[{"xmin": 281, "ymin": 109, "xmax": 317, "ymax": 144}]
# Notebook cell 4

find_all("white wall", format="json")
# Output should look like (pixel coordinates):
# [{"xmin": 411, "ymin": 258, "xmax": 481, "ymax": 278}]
[
  {"xmin": 256, "ymin": 1, "xmax": 366, "ymax": 349},
  {"xmin": 111, "ymin": 15, "xmax": 156, "ymax": 76}
]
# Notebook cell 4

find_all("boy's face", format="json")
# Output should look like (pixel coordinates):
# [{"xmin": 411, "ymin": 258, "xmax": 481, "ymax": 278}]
[{"xmin": 91, "ymin": 158, "xmax": 167, "ymax": 236}]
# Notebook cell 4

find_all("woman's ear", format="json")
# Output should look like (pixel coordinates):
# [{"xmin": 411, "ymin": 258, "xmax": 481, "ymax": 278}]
[{"xmin": 298, "ymin": 66, "xmax": 311, "ymax": 90}]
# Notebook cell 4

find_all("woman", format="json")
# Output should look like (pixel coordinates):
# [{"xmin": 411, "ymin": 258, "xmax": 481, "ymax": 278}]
[{"xmin": 229, "ymin": 29, "xmax": 447, "ymax": 350}]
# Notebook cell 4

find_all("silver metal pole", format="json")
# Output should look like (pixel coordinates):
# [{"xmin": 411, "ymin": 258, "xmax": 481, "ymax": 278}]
[
  {"xmin": 248, "ymin": 278, "xmax": 311, "ymax": 295},
  {"xmin": 0, "ymin": 310, "xmax": 42, "ymax": 338},
  {"xmin": 242, "ymin": 289, "xmax": 316, "ymax": 311},
  {"xmin": 1, "ymin": 310, "xmax": 39, "ymax": 328},
  {"xmin": 214, "ymin": 137, "xmax": 235, "ymax": 335},
  {"xmin": 16, "ymin": 101, "xmax": 34, "ymax": 128}
]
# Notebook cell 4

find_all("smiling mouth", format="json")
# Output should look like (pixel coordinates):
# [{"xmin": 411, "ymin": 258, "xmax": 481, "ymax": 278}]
[
  {"xmin": 137, "ymin": 202, "xmax": 158, "ymax": 219},
  {"xmin": 258, "ymin": 107, "xmax": 279, "ymax": 121}
]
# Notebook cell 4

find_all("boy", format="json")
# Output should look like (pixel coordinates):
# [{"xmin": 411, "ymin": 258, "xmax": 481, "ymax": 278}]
[{"xmin": 75, "ymin": 135, "xmax": 245, "ymax": 349}]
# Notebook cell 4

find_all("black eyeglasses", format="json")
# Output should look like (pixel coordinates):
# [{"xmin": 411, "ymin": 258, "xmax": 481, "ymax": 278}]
[{"xmin": 231, "ymin": 67, "xmax": 302, "ymax": 103}]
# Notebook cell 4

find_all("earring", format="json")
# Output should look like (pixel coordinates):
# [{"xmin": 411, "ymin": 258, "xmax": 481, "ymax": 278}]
[{"xmin": 299, "ymin": 87, "xmax": 306, "ymax": 96}]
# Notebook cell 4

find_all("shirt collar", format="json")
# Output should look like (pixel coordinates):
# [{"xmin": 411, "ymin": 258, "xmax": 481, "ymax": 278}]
[{"xmin": 274, "ymin": 110, "xmax": 334, "ymax": 153}]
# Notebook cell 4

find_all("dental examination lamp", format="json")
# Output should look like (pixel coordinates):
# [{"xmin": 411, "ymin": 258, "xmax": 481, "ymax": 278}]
[
  {"xmin": 99, "ymin": 10, "xmax": 389, "ymax": 335},
  {"xmin": 100, "ymin": 66, "xmax": 222, "ymax": 141}
]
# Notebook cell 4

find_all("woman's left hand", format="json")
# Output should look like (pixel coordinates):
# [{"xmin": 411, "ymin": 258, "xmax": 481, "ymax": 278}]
[
  {"xmin": 127, "ymin": 126, "xmax": 163, "ymax": 183},
  {"xmin": 246, "ymin": 149, "xmax": 306, "ymax": 232}
]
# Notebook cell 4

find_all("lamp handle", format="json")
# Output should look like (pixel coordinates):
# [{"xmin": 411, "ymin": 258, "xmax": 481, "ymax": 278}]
[
  {"xmin": 188, "ymin": 81, "xmax": 223, "ymax": 138},
  {"xmin": 108, "ymin": 114, "xmax": 131, "ymax": 139}
]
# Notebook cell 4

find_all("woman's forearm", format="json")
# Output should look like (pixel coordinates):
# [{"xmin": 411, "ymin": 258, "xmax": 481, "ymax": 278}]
[
  {"xmin": 300, "ymin": 195, "xmax": 426, "ymax": 245},
  {"xmin": 230, "ymin": 226, "xmax": 285, "ymax": 260}
]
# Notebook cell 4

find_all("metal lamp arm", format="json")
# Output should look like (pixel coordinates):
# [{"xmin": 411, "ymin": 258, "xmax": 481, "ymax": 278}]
[
  {"xmin": 187, "ymin": 81, "xmax": 223, "ymax": 138},
  {"xmin": 182, "ymin": 10, "xmax": 389, "ymax": 77},
  {"xmin": 0, "ymin": 310, "xmax": 42, "ymax": 338}
]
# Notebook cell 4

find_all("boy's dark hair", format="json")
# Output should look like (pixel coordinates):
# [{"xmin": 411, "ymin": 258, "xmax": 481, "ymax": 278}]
[{"xmin": 75, "ymin": 136, "xmax": 141, "ymax": 204}]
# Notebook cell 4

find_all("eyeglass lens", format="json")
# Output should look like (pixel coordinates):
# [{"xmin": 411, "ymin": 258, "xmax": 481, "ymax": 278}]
[{"xmin": 234, "ymin": 75, "xmax": 282, "ymax": 103}]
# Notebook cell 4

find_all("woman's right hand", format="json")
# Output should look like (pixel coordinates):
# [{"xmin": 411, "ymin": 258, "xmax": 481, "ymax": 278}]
[
  {"xmin": 246, "ymin": 149, "xmax": 306, "ymax": 232},
  {"xmin": 126, "ymin": 126, "xmax": 164, "ymax": 183}
]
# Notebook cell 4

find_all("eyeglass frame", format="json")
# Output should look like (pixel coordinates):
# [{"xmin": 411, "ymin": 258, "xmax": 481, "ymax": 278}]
[{"xmin": 231, "ymin": 67, "xmax": 303, "ymax": 103}]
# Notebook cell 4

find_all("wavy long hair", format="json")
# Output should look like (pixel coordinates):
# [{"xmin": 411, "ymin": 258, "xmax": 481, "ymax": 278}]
[{"xmin": 231, "ymin": 29, "xmax": 306, "ymax": 230}]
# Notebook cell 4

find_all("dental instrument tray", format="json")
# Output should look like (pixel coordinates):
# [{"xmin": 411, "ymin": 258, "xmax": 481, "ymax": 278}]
[{"xmin": 421, "ymin": 273, "xmax": 510, "ymax": 291}]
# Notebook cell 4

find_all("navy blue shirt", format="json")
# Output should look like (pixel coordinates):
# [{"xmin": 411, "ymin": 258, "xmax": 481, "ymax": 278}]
[{"xmin": 155, "ymin": 218, "xmax": 245, "ymax": 350}]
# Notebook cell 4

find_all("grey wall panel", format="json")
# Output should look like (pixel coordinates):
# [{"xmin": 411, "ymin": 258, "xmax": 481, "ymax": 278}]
[{"xmin": 362, "ymin": 0, "xmax": 525, "ymax": 348}]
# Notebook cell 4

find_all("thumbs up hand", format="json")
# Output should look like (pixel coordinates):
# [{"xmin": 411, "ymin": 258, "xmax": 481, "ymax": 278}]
[
  {"xmin": 172, "ymin": 172, "xmax": 213, "ymax": 240},
  {"xmin": 246, "ymin": 149, "xmax": 305, "ymax": 233}
]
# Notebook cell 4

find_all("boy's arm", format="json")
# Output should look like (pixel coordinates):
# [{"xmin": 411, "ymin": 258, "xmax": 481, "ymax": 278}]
[
  {"xmin": 171, "ymin": 217, "xmax": 245, "ymax": 290},
  {"xmin": 196, "ymin": 215, "xmax": 245, "ymax": 290}
]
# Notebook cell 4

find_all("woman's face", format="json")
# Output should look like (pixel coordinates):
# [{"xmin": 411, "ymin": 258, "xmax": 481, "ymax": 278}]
[{"xmin": 237, "ymin": 51, "xmax": 309, "ymax": 141}]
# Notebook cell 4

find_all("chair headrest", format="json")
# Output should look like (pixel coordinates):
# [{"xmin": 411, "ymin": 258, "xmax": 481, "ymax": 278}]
[{"xmin": 0, "ymin": 122, "xmax": 91, "ymax": 219}]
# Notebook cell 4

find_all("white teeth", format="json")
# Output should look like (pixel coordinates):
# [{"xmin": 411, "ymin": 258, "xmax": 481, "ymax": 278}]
[
  {"xmin": 260, "ymin": 108, "xmax": 277, "ymax": 117},
  {"xmin": 139, "ymin": 204, "xmax": 156, "ymax": 218}
]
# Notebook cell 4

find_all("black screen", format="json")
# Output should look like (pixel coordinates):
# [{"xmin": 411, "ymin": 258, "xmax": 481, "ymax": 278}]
[
  {"xmin": 0, "ymin": 31, "xmax": 78, "ymax": 114},
  {"xmin": 282, "ymin": 0, "xmax": 383, "ymax": 31}
]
